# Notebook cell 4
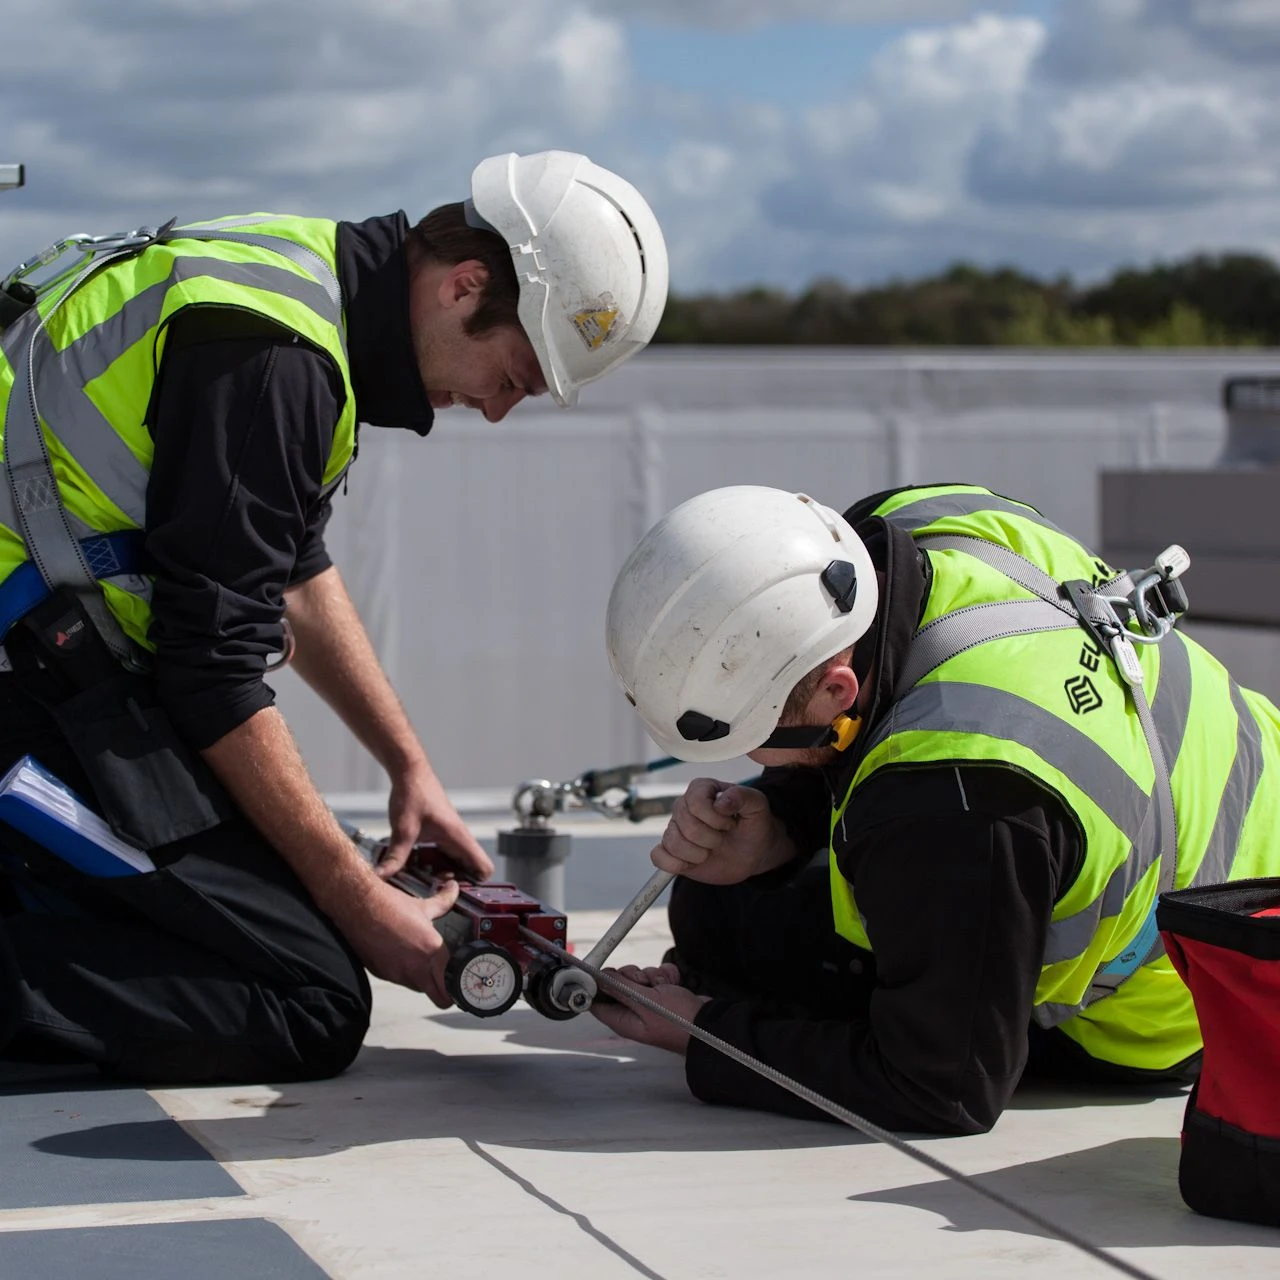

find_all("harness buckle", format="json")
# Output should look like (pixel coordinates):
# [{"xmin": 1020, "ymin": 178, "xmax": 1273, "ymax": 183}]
[
  {"xmin": 1062, "ymin": 576, "xmax": 1145, "ymax": 688},
  {"xmin": 1129, "ymin": 544, "xmax": 1190, "ymax": 639},
  {"xmin": 1, "ymin": 218, "xmax": 177, "ymax": 305}
]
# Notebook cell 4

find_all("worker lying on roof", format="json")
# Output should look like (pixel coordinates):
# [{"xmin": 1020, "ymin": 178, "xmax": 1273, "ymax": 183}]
[{"xmin": 595, "ymin": 483, "xmax": 1280, "ymax": 1134}]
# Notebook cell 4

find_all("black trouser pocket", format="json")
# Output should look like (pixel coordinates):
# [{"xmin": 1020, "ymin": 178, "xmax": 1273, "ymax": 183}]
[{"xmin": 51, "ymin": 674, "xmax": 232, "ymax": 849}]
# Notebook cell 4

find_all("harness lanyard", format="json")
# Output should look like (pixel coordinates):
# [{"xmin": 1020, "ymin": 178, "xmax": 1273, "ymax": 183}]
[{"xmin": 522, "ymin": 931, "xmax": 1161, "ymax": 1280}]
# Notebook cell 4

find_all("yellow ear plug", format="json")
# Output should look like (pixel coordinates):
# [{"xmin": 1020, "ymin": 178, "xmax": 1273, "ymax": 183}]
[{"xmin": 831, "ymin": 714, "xmax": 863, "ymax": 752}]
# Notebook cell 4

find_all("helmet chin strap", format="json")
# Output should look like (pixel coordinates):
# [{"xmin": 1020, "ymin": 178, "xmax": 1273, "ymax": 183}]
[{"xmin": 758, "ymin": 710, "xmax": 862, "ymax": 752}]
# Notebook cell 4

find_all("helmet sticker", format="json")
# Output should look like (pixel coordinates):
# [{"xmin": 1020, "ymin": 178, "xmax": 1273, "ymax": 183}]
[{"xmin": 570, "ymin": 295, "xmax": 623, "ymax": 350}]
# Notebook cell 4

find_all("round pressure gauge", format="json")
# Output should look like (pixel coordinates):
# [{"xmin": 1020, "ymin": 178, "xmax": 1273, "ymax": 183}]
[{"xmin": 444, "ymin": 941, "xmax": 522, "ymax": 1017}]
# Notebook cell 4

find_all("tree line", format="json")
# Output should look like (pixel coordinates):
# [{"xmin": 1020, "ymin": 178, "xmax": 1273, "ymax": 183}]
[{"xmin": 653, "ymin": 253, "xmax": 1280, "ymax": 347}]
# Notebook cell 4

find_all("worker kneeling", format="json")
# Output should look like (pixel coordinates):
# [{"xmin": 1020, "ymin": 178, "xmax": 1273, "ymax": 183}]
[{"xmin": 595, "ymin": 483, "xmax": 1280, "ymax": 1134}]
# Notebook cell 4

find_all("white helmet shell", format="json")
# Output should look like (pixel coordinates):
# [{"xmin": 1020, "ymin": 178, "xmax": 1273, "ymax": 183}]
[
  {"xmin": 606, "ymin": 486, "xmax": 879, "ymax": 762},
  {"xmin": 468, "ymin": 150, "xmax": 669, "ymax": 408}
]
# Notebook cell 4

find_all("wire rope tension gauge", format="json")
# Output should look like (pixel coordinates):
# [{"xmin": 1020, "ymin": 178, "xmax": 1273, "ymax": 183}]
[
  {"xmin": 341, "ymin": 822, "xmax": 594, "ymax": 1020},
  {"xmin": 442, "ymin": 936, "xmax": 522, "ymax": 1017}
]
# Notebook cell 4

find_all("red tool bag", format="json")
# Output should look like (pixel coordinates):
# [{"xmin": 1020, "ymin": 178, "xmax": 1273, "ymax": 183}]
[{"xmin": 1157, "ymin": 878, "xmax": 1280, "ymax": 1227}]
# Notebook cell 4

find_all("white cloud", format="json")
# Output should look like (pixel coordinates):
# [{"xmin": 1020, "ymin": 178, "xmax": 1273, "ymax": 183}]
[
  {"xmin": 0, "ymin": 0, "xmax": 636, "ymax": 269},
  {"xmin": 586, "ymin": 0, "xmax": 1017, "ymax": 26},
  {"xmin": 3, "ymin": 0, "xmax": 1280, "ymax": 300},
  {"xmin": 756, "ymin": 15, "xmax": 1046, "ymax": 243}
]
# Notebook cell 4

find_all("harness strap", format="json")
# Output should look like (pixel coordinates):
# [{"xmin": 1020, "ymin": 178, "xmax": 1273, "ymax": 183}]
[
  {"xmin": 3, "ymin": 246, "xmax": 150, "ymax": 666},
  {"xmin": 910, "ymin": 532, "xmax": 1182, "ymax": 1000},
  {"xmin": 0, "ymin": 531, "xmax": 146, "ymax": 673}
]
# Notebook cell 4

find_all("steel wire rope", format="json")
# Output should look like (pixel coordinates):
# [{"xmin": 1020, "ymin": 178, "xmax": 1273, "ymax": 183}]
[{"xmin": 520, "ymin": 928, "xmax": 1162, "ymax": 1280}]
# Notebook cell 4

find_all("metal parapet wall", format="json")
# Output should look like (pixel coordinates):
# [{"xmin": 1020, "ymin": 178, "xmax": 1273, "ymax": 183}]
[{"xmin": 271, "ymin": 347, "xmax": 1280, "ymax": 793}]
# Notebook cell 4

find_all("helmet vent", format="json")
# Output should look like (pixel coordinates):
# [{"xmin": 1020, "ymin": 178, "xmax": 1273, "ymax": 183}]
[{"xmin": 617, "ymin": 206, "xmax": 644, "ymax": 271}]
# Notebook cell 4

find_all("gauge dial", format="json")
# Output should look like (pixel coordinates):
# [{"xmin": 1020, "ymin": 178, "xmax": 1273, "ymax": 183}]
[{"xmin": 445, "ymin": 941, "xmax": 521, "ymax": 1017}]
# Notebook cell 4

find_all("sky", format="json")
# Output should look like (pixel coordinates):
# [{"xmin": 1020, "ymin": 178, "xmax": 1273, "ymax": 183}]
[{"xmin": 1, "ymin": 0, "xmax": 1279, "ymax": 294}]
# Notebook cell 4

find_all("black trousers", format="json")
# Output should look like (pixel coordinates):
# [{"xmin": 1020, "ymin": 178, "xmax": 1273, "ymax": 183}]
[
  {"xmin": 668, "ymin": 863, "xmax": 1200, "ymax": 1086},
  {"xmin": 0, "ymin": 674, "xmax": 371, "ymax": 1084},
  {"xmin": 667, "ymin": 861, "xmax": 880, "ymax": 1016}
]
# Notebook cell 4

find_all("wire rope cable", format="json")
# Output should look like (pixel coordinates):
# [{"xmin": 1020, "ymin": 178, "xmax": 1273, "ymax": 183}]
[{"xmin": 521, "ymin": 928, "xmax": 1162, "ymax": 1280}]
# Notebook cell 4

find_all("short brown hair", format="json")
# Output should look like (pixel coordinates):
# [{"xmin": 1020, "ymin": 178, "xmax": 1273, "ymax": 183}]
[
  {"xmin": 409, "ymin": 202, "xmax": 521, "ymax": 337},
  {"xmin": 780, "ymin": 647, "xmax": 854, "ymax": 723}
]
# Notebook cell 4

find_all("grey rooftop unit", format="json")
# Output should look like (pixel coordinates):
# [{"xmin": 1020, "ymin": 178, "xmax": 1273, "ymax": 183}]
[{"xmin": 1102, "ymin": 375, "xmax": 1280, "ymax": 626}]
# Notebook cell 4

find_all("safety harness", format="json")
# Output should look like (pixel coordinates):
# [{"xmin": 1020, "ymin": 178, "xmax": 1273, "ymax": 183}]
[
  {"xmin": 0, "ymin": 218, "xmax": 344, "ymax": 670},
  {"xmin": 0, "ymin": 220, "xmax": 342, "ymax": 847},
  {"xmin": 891, "ymin": 531, "xmax": 1190, "ymax": 999}
]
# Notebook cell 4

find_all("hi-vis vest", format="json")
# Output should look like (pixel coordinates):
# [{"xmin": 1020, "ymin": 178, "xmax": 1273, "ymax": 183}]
[
  {"xmin": 830, "ymin": 484, "xmax": 1280, "ymax": 1070},
  {"xmin": 0, "ymin": 215, "xmax": 356, "ymax": 658}
]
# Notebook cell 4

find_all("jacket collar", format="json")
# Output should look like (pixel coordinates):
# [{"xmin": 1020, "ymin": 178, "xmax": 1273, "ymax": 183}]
[
  {"xmin": 336, "ymin": 212, "xmax": 435, "ymax": 437},
  {"xmin": 823, "ymin": 513, "xmax": 931, "ymax": 794}
]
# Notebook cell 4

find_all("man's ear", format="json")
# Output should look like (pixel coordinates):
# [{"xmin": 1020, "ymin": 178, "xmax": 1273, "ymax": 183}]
[
  {"xmin": 437, "ymin": 259, "xmax": 490, "ymax": 311},
  {"xmin": 809, "ymin": 663, "xmax": 859, "ymax": 721}
]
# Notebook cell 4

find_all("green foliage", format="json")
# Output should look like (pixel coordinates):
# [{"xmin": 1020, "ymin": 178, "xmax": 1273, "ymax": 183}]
[{"xmin": 653, "ymin": 253, "xmax": 1280, "ymax": 347}]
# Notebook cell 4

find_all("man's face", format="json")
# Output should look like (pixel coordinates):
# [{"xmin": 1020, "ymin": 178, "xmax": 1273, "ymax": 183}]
[{"xmin": 409, "ymin": 258, "xmax": 549, "ymax": 423}]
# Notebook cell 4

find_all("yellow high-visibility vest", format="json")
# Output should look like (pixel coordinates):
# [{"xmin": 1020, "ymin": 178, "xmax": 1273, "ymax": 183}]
[
  {"xmin": 0, "ymin": 215, "xmax": 356, "ymax": 653},
  {"xmin": 831, "ymin": 484, "xmax": 1279, "ymax": 1069}
]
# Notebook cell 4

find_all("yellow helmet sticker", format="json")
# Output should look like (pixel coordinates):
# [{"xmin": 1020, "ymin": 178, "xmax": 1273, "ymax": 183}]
[{"xmin": 570, "ymin": 304, "xmax": 621, "ymax": 351}]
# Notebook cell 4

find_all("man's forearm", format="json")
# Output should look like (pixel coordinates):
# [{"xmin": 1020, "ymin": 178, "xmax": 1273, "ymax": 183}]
[
  {"xmin": 283, "ymin": 565, "xmax": 425, "ymax": 774},
  {"xmin": 201, "ymin": 704, "xmax": 378, "ymax": 921}
]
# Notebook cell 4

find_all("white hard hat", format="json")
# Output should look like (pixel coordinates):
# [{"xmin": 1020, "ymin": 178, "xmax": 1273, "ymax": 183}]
[
  {"xmin": 467, "ymin": 150, "xmax": 668, "ymax": 408},
  {"xmin": 606, "ymin": 486, "xmax": 879, "ymax": 762}
]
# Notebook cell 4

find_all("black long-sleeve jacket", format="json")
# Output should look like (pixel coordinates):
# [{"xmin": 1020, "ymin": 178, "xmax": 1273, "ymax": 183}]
[
  {"xmin": 684, "ymin": 496, "xmax": 1089, "ymax": 1134},
  {"xmin": 143, "ymin": 213, "xmax": 433, "ymax": 748}
]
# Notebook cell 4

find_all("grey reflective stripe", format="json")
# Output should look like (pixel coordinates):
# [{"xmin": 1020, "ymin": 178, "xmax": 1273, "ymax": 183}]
[
  {"xmin": 894, "ymin": 596, "xmax": 1080, "ymax": 697},
  {"xmin": 1044, "ymin": 640, "xmax": 1192, "ymax": 967},
  {"xmin": 915, "ymin": 533, "xmax": 1075, "ymax": 616},
  {"xmin": 170, "ymin": 226, "xmax": 342, "ymax": 315},
  {"xmin": 1043, "ymin": 826, "xmax": 1152, "ymax": 967},
  {"xmin": 0, "ymin": 643, "xmax": 10, "ymax": 673},
  {"xmin": 863, "ymin": 681, "xmax": 1150, "ymax": 841},
  {"xmin": 177, "ymin": 215, "xmax": 281, "ymax": 232},
  {"xmin": 61, "ymin": 256, "xmax": 343, "ymax": 387},
  {"xmin": 32, "ymin": 328, "xmax": 150, "ymax": 526},
  {"xmin": 883, "ymin": 492, "xmax": 1070, "ymax": 537},
  {"xmin": 1151, "ymin": 629, "xmax": 1192, "ymax": 777},
  {"xmin": 1197, "ymin": 678, "xmax": 1265, "ymax": 887},
  {"xmin": 1033, "ymin": 1001, "xmax": 1080, "ymax": 1030}
]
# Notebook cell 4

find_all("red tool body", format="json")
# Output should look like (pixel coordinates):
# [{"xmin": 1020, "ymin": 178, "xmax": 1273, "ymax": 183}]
[{"xmin": 342, "ymin": 825, "xmax": 580, "ymax": 1019}]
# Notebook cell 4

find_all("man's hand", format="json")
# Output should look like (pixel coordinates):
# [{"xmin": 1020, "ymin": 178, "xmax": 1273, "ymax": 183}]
[
  {"xmin": 380, "ymin": 761, "xmax": 495, "ymax": 882},
  {"xmin": 336, "ymin": 875, "xmax": 463, "ymax": 1007},
  {"xmin": 652, "ymin": 779, "xmax": 795, "ymax": 886},
  {"xmin": 590, "ymin": 963, "xmax": 711, "ymax": 1054}
]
